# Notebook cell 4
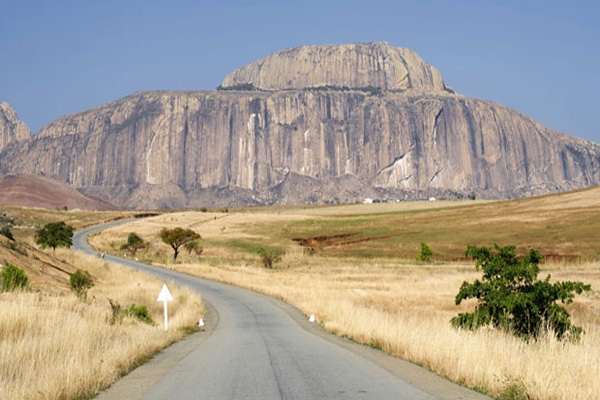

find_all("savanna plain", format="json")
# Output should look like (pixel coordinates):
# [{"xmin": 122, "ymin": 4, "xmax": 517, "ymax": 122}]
[{"xmin": 3, "ymin": 187, "xmax": 600, "ymax": 399}]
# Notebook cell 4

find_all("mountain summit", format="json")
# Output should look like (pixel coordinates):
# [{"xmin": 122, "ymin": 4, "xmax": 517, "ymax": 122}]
[
  {"xmin": 1, "ymin": 43, "xmax": 599, "ymax": 209},
  {"xmin": 221, "ymin": 42, "xmax": 447, "ymax": 93}
]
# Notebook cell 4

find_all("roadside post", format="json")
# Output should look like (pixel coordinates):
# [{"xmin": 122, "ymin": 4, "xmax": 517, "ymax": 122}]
[{"xmin": 157, "ymin": 284, "xmax": 174, "ymax": 330}]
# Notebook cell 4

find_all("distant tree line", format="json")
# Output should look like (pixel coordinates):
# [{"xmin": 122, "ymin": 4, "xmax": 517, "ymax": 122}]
[
  {"xmin": 305, "ymin": 85, "xmax": 383, "ymax": 96},
  {"xmin": 216, "ymin": 83, "xmax": 258, "ymax": 91}
]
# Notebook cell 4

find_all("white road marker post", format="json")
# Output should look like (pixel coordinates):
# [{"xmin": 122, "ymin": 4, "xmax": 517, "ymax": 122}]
[{"xmin": 157, "ymin": 284, "xmax": 174, "ymax": 331}]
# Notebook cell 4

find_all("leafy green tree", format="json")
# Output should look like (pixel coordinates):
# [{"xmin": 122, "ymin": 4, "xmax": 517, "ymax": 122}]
[
  {"xmin": 1, "ymin": 263, "xmax": 29, "ymax": 292},
  {"xmin": 451, "ymin": 244, "xmax": 591, "ymax": 341},
  {"xmin": 159, "ymin": 227, "xmax": 201, "ymax": 261},
  {"xmin": 70, "ymin": 269, "xmax": 94, "ymax": 300},
  {"xmin": 35, "ymin": 221, "xmax": 74, "ymax": 251},
  {"xmin": 120, "ymin": 232, "xmax": 146, "ymax": 256},
  {"xmin": 416, "ymin": 242, "xmax": 433, "ymax": 262}
]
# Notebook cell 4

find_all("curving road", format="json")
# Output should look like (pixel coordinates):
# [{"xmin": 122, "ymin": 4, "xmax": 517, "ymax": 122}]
[{"xmin": 75, "ymin": 222, "xmax": 489, "ymax": 400}]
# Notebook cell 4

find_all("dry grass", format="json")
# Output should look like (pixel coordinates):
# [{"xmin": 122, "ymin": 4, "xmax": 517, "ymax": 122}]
[
  {"xmin": 168, "ymin": 258, "xmax": 600, "ymax": 399},
  {"xmin": 0, "ymin": 249, "xmax": 204, "ymax": 400},
  {"xmin": 89, "ymin": 191, "xmax": 600, "ymax": 399}
]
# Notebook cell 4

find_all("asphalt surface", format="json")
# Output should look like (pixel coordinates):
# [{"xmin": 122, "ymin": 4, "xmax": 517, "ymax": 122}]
[{"xmin": 75, "ymin": 221, "xmax": 489, "ymax": 400}]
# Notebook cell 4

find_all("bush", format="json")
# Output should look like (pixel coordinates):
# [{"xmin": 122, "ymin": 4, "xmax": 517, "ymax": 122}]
[
  {"xmin": 1, "ymin": 226, "xmax": 14, "ymax": 241},
  {"xmin": 416, "ymin": 242, "xmax": 433, "ymax": 262},
  {"xmin": 1, "ymin": 263, "xmax": 29, "ymax": 292},
  {"xmin": 184, "ymin": 240, "xmax": 203, "ymax": 256},
  {"xmin": 123, "ymin": 304, "xmax": 154, "ymax": 325},
  {"xmin": 451, "ymin": 244, "xmax": 591, "ymax": 341},
  {"xmin": 108, "ymin": 300, "xmax": 154, "ymax": 325},
  {"xmin": 257, "ymin": 247, "xmax": 284, "ymax": 269},
  {"xmin": 0, "ymin": 212, "xmax": 15, "ymax": 241},
  {"xmin": 70, "ymin": 269, "xmax": 94, "ymax": 300}
]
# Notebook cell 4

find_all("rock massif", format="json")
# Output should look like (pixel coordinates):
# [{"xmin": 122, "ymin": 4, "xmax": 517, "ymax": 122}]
[{"xmin": 1, "ymin": 42, "xmax": 599, "ymax": 209}]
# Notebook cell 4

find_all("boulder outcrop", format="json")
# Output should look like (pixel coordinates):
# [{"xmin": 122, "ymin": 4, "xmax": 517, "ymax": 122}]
[
  {"xmin": 1, "ymin": 43, "xmax": 599, "ymax": 209},
  {"xmin": 221, "ymin": 42, "xmax": 447, "ymax": 93},
  {"xmin": 0, "ymin": 102, "xmax": 30, "ymax": 151}
]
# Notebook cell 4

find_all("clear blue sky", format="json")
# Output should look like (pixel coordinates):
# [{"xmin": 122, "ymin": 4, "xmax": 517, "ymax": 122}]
[{"xmin": 1, "ymin": 0, "xmax": 598, "ymax": 142}]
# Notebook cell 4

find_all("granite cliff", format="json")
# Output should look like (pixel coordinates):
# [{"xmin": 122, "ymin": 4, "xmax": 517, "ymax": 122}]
[
  {"xmin": 1, "ymin": 43, "xmax": 599, "ymax": 209},
  {"xmin": 0, "ymin": 102, "xmax": 30, "ymax": 151}
]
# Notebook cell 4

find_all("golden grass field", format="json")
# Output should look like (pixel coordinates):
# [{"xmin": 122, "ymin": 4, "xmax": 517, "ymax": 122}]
[
  {"xmin": 0, "ymin": 218, "xmax": 203, "ymax": 399},
  {"xmin": 86, "ymin": 187, "xmax": 600, "ymax": 399},
  {"xmin": 2, "ymin": 186, "xmax": 600, "ymax": 399}
]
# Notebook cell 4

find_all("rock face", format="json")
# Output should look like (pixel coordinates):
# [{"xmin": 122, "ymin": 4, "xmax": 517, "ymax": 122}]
[
  {"xmin": 221, "ymin": 42, "xmax": 446, "ymax": 93},
  {"xmin": 1, "ymin": 43, "xmax": 599, "ymax": 209},
  {"xmin": 0, "ymin": 102, "xmax": 30, "ymax": 151}
]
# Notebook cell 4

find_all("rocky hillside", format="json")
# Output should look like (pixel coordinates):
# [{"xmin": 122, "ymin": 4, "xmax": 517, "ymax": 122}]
[
  {"xmin": 1, "ymin": 42, "xmax": 599, "ymax": 209},
  {"xmin": 0, "ymin": 173, "xmax": 117, "ymax": 211}
]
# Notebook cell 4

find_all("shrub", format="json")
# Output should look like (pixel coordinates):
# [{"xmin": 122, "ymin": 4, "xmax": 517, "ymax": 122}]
[
  {"xmin": 70, "ymin": 269, "xmax": 94, "ymax": 300},
  {"xmin": 416, "ymin": 242, "xmax": 433, "ymax": 262},
  {"xmin": 0, "ymin": 212, "xmax": 15, "ymax": 241},
  {"xmin": 1, "ymin": 226, "xmax": 14, "ymax": 241},
  {"xmin": 184, "ymin": 240, "xmax": 203, "ymax": 256},
  {"xmin": 257, "ymin": 247, "xmax": 284, "ymax": 269},
  {"xmin": 108, "ymin": 299, "xmax": 154, "ymax": 325},
  {"xmin": 451, "ymin": 244, "xmax": 591, "ymax": 341},
  {"xmin": 123, "ymin": 304, "xmax": 154, "ymax": 325},
  {"xmin": 1, "ymin": 263, "xmax": 29, "ymax": 292}
]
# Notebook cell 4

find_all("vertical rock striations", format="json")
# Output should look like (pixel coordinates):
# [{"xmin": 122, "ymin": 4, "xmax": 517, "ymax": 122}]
[{"xmin": 1, "ymin": 43, "xmax": 599, "ymax": 209}]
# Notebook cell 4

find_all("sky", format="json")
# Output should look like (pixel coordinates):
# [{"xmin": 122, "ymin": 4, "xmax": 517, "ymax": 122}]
[{"xmin": 1, "ymin": 0, "xmax": 599, "ymax": 142}]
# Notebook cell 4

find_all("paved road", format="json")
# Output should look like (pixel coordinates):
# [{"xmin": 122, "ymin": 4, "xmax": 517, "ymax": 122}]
[{"xmin": 75, "ymin": 222, "xmax": 489, "ymax": 400}]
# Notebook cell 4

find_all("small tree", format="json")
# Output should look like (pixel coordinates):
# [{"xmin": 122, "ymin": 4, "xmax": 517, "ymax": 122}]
[
  {"xmin": 184, "ymin": 240, "xmax": 203, "ymax": 256},
  {"xmin": 35, "ymin": 221, "xmax": 74, "ymax": 251},
  {"xmin": 120, "ymin": 232, "xmax": 146, "ymax": 256},
  {"xmin": 70, "ymin": 269, "xmax": 94, "ymax": 300},
  {"xmin": 451, "ymin": 244, "xmax": 591, "ymax": 341},
  {"xmin": 1, "ymin": 263, "xmax": 29, "ymax": 292},
  {"xmin": 159, "ymin": 227, "xmax": 201, "ymax": 261},
  {"xmin": 416, "ymin": 242, "xmax": 433, "ymax": 262},
  {"xmin": 257, "ymin": 247, "xmax": 284, "ymax": 269}
]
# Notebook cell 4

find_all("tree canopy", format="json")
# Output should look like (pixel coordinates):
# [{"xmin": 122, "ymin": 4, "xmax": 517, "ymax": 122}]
[
  {"xmin": 159, "ymin": 227, "xmax": 200, "ymax": 261},
  {"xmin": 35, "ymin": 221, "xmax": 74, "ymax": 251},
  {"xmin": 120, "ymin": 232, "xmax": 146, "ymax": 256},
  {"xmin": 451, "ymin": 244, "xmax": 591, "ymax": 341}
]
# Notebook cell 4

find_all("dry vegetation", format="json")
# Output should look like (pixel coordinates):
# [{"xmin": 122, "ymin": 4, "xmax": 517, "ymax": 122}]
[
  {"xmin": 3, "ymin": 186, "xmax": 600, "ymax": 399},
  {"xmin": 89, "ymin": 188, "xmax": 600, "ymax": 399},
  {"xmin": 0, "ymin": 211, "xmax": 203, "ymax": 400}
]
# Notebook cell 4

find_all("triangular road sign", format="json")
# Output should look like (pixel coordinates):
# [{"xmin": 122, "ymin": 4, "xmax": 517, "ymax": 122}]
[{"xmin": 157, "ymin": 284, "xmax": 174, "ymax": 302}]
